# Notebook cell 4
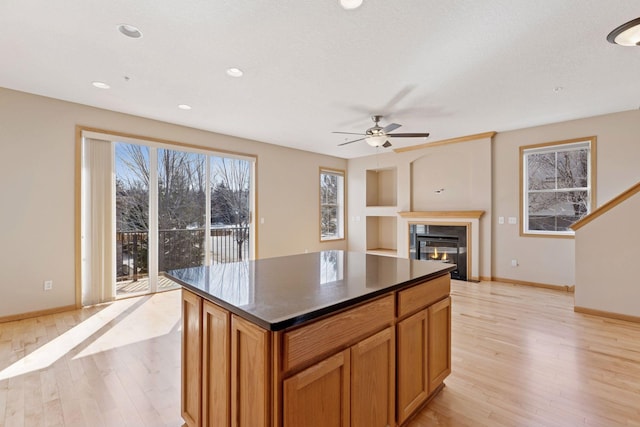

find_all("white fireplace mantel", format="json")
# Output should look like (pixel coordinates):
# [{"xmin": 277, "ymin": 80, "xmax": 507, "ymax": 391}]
[{"xmin": 398, "ymin": 210, "xmax": 485, "ymax": 219}]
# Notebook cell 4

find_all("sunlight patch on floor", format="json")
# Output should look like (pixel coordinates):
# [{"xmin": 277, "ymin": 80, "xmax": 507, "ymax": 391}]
[
  {"xmin": 0, "ymin": 298, "xmax": 140, "ymax": 381},
  {"xmin": 74, "ymin": 292, "xmax": 181, "ymax": 358}
]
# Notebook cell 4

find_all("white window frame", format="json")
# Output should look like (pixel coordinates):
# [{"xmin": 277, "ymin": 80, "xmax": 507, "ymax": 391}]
[
  {"xmin": 320, "ymin": 168, "xmax": 345, "ymax": 241},
  {"xmin": 520, "ymin": 136, "xmax": 596, "ymax": 237}
]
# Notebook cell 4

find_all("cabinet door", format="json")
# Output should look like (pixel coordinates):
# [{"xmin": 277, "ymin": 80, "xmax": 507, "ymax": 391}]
[
  {"xmin": 182, "ymin": 290, "xmax": 202, "ymax": 427},
  {"xmin": 351, "ymin": 327, "xmax": 395, "ymax": 427},
  {"xmin": 231, "ymin": 315, "xmax": 270, "ymax": 427},
  {"xmin": 202, "ymin": 300, "xmax": 230, "ymax": 427},
  {"xmin": 428, "ymin": 296, "xmax": 452, "ymax": 393},
  {"xmin": 283, "ymin": 350, "xmax": 351, "ymax": 427},
  {"xmin": 396, "ymin": 309, "xmax": 428, "ymax": 425}
]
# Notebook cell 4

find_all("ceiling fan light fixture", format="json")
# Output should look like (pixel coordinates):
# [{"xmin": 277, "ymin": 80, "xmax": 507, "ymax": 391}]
[
  {"xmin": 365, "ymin": 135, "xmax": 386, "ymax": 147},
  {"xmin": 339, "ymin": 0, "xmax": 363, "ymax": 10},
  {"xmin": 607, "ymin": 17, "xmax": 640, "ymax": 46}
]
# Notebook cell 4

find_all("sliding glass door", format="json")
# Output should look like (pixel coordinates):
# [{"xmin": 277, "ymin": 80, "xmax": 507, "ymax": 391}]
[{"xmin": 112, "ymin": 141, "xmax": 254, "ymax": 298}]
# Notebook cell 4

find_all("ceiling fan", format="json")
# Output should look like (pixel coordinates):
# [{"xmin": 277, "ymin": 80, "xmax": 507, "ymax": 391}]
[{"xmin": 333, "ymin": 115, "xmax": 430, "ymax": 148}]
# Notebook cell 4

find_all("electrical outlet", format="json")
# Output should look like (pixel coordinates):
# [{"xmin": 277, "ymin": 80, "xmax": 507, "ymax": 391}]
[
  {"xmin": 44, "ymin": 280, "xmax": 53, "ymax": 291},
  {"xmin": 511, "ymin": 259, "xmax": 518, "ymax": 267}
]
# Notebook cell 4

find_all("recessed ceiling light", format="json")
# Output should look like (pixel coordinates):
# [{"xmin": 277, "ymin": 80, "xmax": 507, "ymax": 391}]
[
  {"xmin": 339, "ymin": 0, "xmax": 363, "ymax": 10},
  {"xmin": 92, "ymin": 81, "xmax": 110, "ymax": 89},
  {"xmin": 607, "ymin": 17, "xmax": 640, "ymax": 46},
  {"xmin": 226, "ymin": 67, "xmax": 244, "ymax": 77},
  {"xmin": 118, "ymin": 24, "xmax": 143, "ymax": 39},
  {"xmin": 178, "ymin": 104, "xmax": 192, "ymax": 110}
]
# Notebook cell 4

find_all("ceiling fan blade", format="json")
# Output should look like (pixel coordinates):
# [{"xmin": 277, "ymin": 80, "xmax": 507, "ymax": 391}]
[
  {"xmin": 338, "ymin": 137, "xmax": 366, "ymax": 146},
  {"xmin": 382, "ymin": 141, "xmax": 392, "ymax": 148},
  {"xmin": 387, "ymin": 132, "xmax": 430, "ymax": 138},
  {"xmin": 332, "ymin": 131, "xmax": 366, "ymax": 136},
  {"xmin": 382, "ymin": 123, "xmax": 402, "ymax": 133}
]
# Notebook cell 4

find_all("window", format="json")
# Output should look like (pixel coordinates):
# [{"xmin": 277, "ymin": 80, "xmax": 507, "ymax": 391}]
[
  {"xmin": 320, "ymin": 168, "xmax": 345, "ymax": 241},
  {"xmin": 521, "ymin": 137, "xmax": 596, "ymax": 237}
]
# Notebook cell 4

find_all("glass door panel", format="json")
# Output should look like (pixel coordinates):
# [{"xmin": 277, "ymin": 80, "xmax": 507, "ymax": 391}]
[
  {"xmin": 158, "ymin": 149, "xmax": 207, "ymax": 284},
  {"xmin": 115, "ymin": 143, "xmax": 150, "ymax": 296},
  {"xmin": 210, "ymin": 157, "xmax": 252, "ymax": 263}
]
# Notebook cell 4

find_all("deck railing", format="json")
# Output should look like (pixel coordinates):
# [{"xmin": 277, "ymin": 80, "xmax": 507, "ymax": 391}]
[{"xmin": 116, "ymin": 227, "xmax": 250, "ymax": 282}]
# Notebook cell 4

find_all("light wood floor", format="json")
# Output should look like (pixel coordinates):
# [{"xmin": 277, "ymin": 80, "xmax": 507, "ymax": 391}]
[
  {"xmin": 1, "ymin": 280, "xmax": 639, "ymax": 426},
  {"xmin": 116, "ymin": 276, "xmax": 180, "ymax": 296}
]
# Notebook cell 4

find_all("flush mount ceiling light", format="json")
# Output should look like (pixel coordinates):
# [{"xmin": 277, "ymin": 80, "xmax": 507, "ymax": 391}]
[
  {"xmin": 118, "ymin": 24, "xmax": 143, "ymax": 39},
  {"xmin": 339, "ymin": 0, "xmax": 363, "ymax": 10},
  {"xmin": 92, "ymin": 81, "xmax": 110, "ymax": 89},
  {"xmin": 178, "ymin": 104, "xmax": 192, "ymax": 110},
  {"xmin": 226, "ymin": 67, "xmax": 244, "ymax": 77},
  {"xmin": 607, "ymin": 17, "xmax": 640, "ymax": 46}
]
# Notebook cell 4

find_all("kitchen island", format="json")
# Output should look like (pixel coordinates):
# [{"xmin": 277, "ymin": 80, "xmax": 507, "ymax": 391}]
[{"xmin": 167, "ymin": 250, "xmax": 455, "ymax": 427}]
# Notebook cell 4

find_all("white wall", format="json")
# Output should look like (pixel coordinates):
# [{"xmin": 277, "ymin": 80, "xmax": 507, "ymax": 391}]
[
  {"xmin": 575, "ymin": 191, "xmax": 640, "ymax": 317},
  {"xmin": 492, "ymin": 109, "xmax": 640, "ymax": 287},
  {"xmin": 0, "ymin": 88, "xmax": 346, "ymax": 318}
]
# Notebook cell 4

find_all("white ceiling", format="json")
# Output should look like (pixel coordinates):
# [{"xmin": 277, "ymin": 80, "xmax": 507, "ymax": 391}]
[{"xmin": 1, "ymin": 0, "xmax": 639, "ymax": 158}]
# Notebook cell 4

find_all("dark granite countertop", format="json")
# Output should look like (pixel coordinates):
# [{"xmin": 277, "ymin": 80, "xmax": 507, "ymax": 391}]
[{"xmin": 167, "ymin": 250, "xmax": 455, "ymax": 331}]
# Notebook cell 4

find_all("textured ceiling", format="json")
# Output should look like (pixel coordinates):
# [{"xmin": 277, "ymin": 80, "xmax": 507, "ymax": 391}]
[{"xmin": 1, "ymin": 0, "xmax": 639, "ymax": 158}]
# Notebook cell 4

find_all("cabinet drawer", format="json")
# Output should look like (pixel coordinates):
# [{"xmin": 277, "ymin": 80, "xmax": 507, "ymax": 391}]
[
  {"xmin": 397, "ymin": 274, "xmax": 450, "ymax": 318},
  {"xmin": 283, "ymin": 295, "xmax": 394, "ymax": 372}
]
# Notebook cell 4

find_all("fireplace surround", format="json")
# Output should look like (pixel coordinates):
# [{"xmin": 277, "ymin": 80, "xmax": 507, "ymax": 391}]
[
  {"xmin": 398, "ymin": 211, "xmax": 484, "ymax": 281},
  {"xmin": 411, "ymin": 224, "xmax": 468, "ymax": 280}
]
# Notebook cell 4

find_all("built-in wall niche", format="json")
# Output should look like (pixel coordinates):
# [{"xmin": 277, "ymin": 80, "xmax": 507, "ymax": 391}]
[
  {"xmin": 366, "ymin": 168, "xmax": 397, "ymax": 207},
  {"xmin": 366, "ymin": 216, "xmax": 397, "ymax": 256}
]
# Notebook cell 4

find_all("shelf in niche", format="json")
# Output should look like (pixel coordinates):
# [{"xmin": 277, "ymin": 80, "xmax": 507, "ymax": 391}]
[
  {"xmin": 365, "ymin": 206, "xmax": 398, "ymax": 217},
  {"xmin": 366, "ymin": 248, "xmax": 398, "ymax": 258},
  {"xmin": 366, "ymin": 168, "xmax": 397, "ymax": 207},
  {"xmin": 366, "ymin": 216, "xmax": 397, "ymax": 254}
]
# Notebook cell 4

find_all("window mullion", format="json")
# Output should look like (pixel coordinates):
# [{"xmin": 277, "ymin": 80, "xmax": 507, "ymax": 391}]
[{"xmin": 148, "ymin": 147, "xmax": 159, "ymax": 292}]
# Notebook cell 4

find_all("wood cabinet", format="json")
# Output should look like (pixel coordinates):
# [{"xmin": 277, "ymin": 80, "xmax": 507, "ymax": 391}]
[
  {"xmin": 283, "ymin": 350, "xmax": 351, "ymax": 427},
  {"xmin": 202, "ymin": 301, "xmax": 229, "ymax": 427},
  {"xmin": 181, "ymin": 273, "xmax": 451, "ymax": 427},
  {"xmin": 350, "ymin": 327, "xmax": 395, "ymax": 427},
  {"xmin": 183, "ymin": 290, "xmax": 271, "ymax": 427},
  {"xmin": 397, "ymin": 309, "xmax": 428, "ymax": 425},
  {"xmin": 396, "ymin": 295, "xmax": 452, "ymax": 425},
  {"xmin": 182, "ymin": 290, "xmax": 202, "ymax": 427},
  {"xmin": 231, "ymin": 315, "xmax": 270, "ymax": 427},
  {"xmin": 283, "ymin": 327, "xmax": 394, "ymax": 427},
  {"xmin": 428, "ymin": 297, "xmax": 452, "ymax": 394}
]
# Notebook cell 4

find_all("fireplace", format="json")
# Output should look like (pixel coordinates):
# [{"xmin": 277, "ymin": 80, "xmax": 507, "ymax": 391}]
[{"xmin": 410, "ymin": 224, "xmax": 468, "ymax": 280}]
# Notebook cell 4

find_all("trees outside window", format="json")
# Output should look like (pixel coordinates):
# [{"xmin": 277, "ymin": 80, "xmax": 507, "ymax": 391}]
[
  {"xmin": 211, "ymin": 157, "xmax": 251, "ymax": 262},
  {"xmin": 320, "ymin": 168, "xmax": 345, "ymax": 241},
  {"xmin": 115, "ymin": 142, "xmax": 254, "ymax": 291},
  {"xmin": 521, "ymin": 137, "xmax": 596, "ymax": 236}
]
